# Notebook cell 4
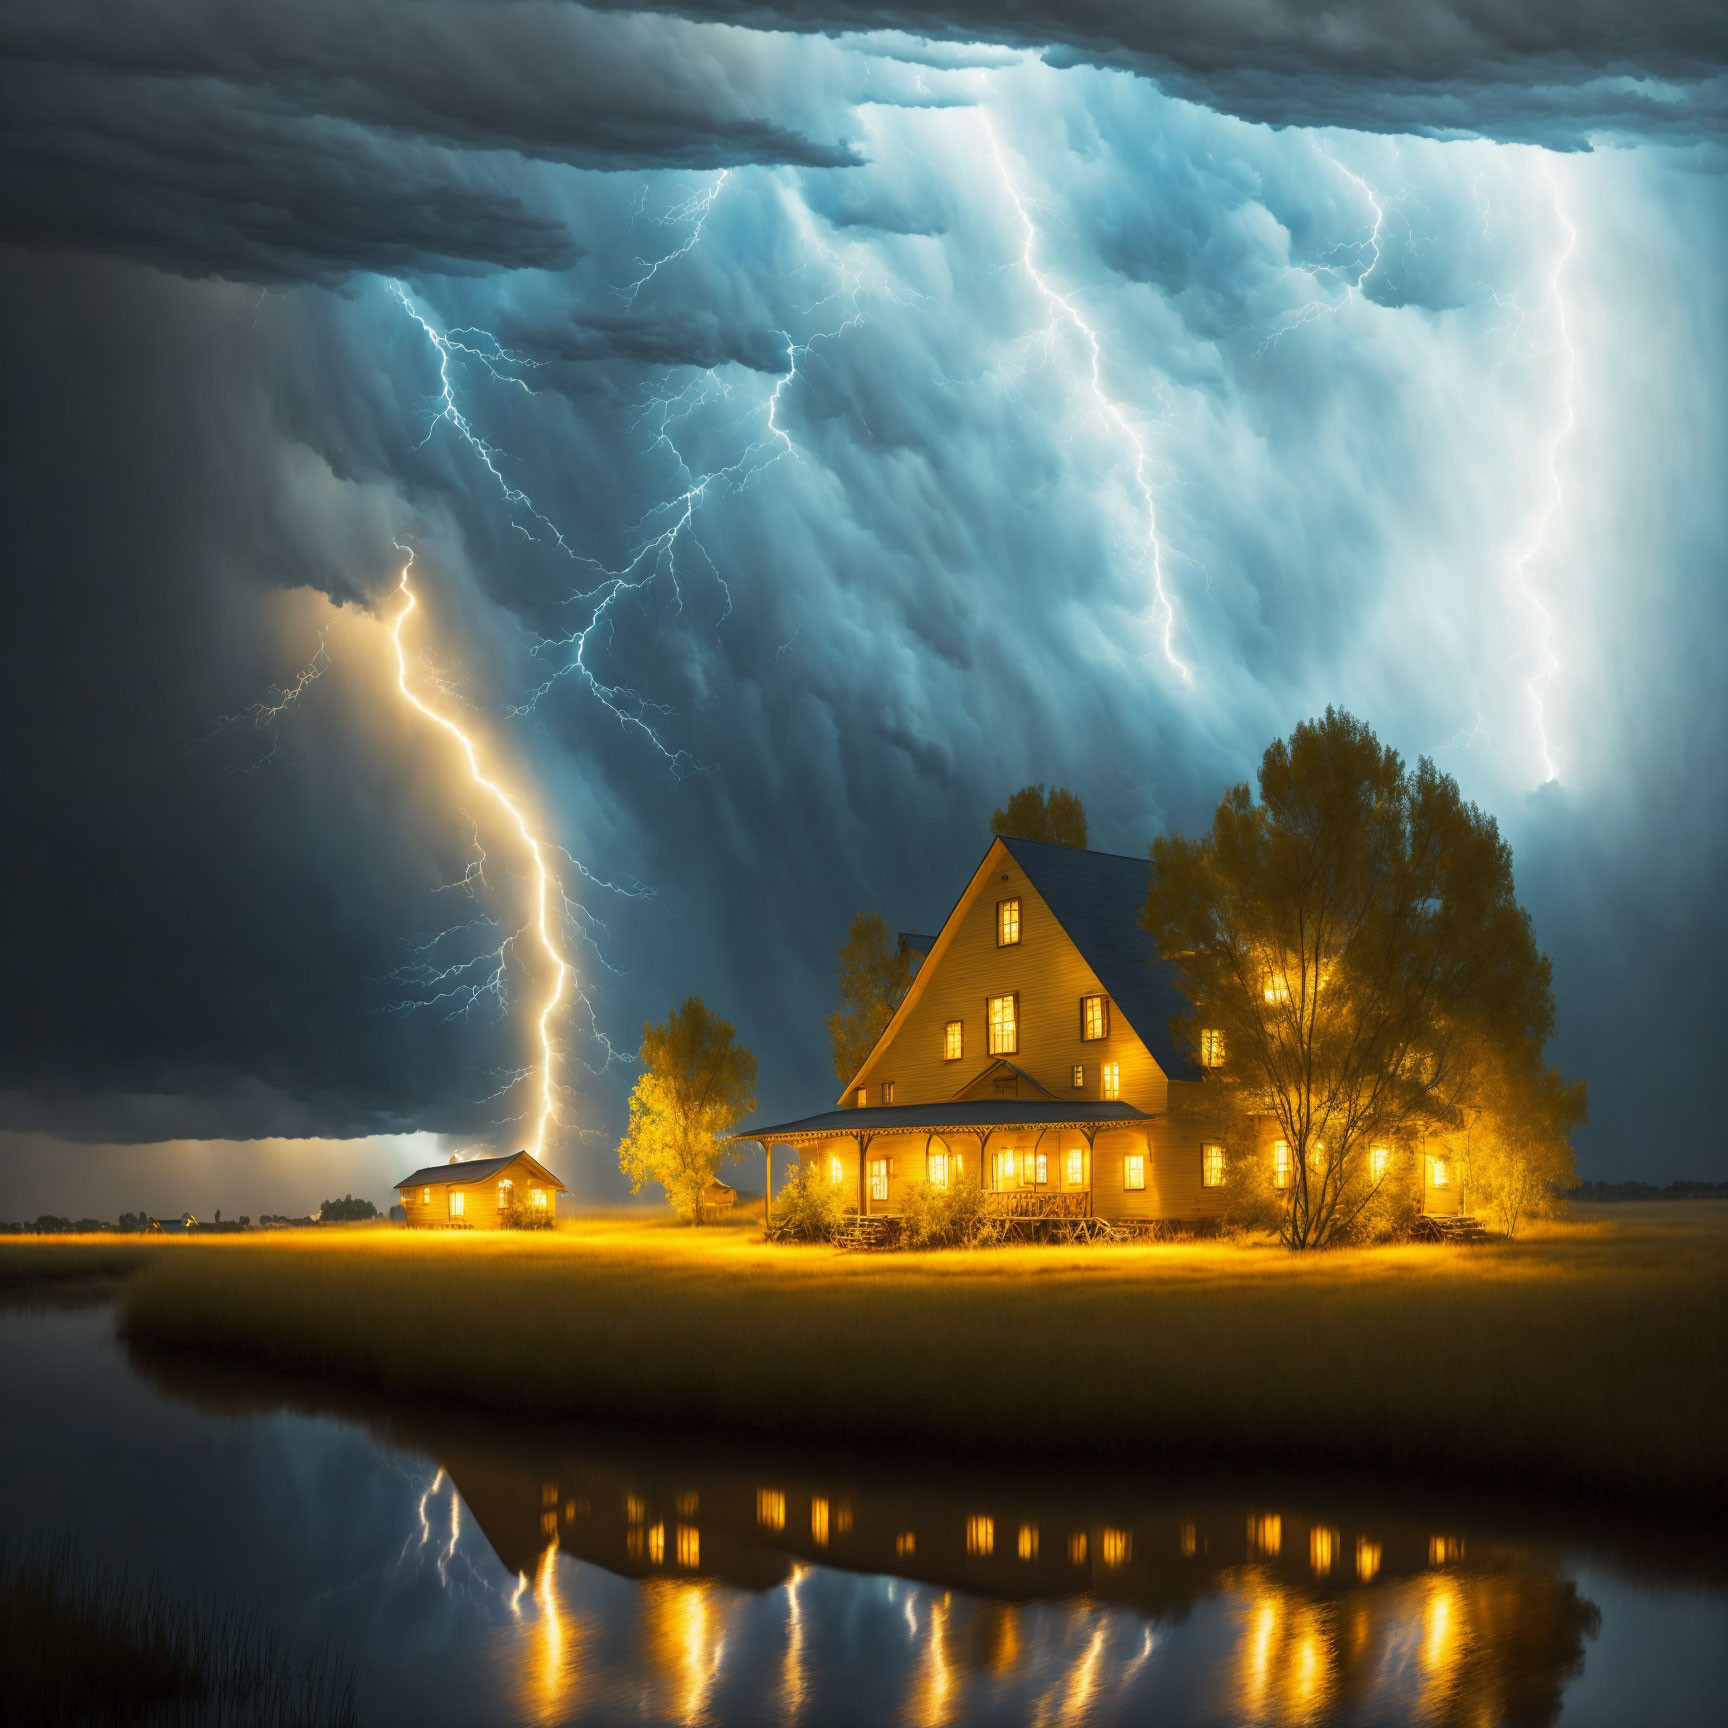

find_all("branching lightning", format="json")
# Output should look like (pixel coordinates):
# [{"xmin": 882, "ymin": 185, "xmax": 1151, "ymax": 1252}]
[
  {"xmin": 983, "ymin": 116, "xmax": 1192, "ymax": 685},
  {"xmin": 389, "ymin": 550, "xmax": 570, "ymax": 1158},
  {"xmin": 208, "ymin": 631, "xmax": 331, "ymax": 772},
  {"xmin": 621, "ymin": 172, "xmax": 730, "ymax": 306},
  {"xmin": 1258, "ymin": 142, "xmax": 1387, "ymax": 353},
  {"xmin": 1509, "ymin": 162, "xmax": 1578, "ymax": 787}
]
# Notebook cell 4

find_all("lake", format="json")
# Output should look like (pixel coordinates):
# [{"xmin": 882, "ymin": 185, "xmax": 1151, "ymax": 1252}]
[{"xmin": 2, "ymin": 1294, "xmax": 1723, "ymax": 1726}]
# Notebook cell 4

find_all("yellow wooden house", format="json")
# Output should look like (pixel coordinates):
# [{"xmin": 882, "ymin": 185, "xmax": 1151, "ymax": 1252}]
[
  {"xmin": 739, "ymin": 835, "xmax": 1464, "ymax": 1228},
  {"xmin": 395, "ymin": 1150, "xmax": 566, "ymax": 1228}
]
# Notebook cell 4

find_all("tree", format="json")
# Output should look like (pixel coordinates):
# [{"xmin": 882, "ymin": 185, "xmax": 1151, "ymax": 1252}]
[
  {"xmin": 1449, "ymin": 1043, "xmax": 1586, "ymax": 1238},
  {"xmin": 1144, "ymin": 709, "xmax": 1563, "ymax": 1249},
  {"xmin": 826, "ymin": 911, "xmax": 913, "ymax": 1084},
  {"xmin": 619, "ymin": 996, "xmax": 757, "ymax": 1223},
  {"xmin": 991, "ymin": 783, "xmax": 1088, "ymax": 848}
]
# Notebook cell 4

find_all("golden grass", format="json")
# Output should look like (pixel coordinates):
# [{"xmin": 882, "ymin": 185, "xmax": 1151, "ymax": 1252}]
[{"xmin": 21, "ymin": 1205, "xmax": 1717, "ymax": 1511}]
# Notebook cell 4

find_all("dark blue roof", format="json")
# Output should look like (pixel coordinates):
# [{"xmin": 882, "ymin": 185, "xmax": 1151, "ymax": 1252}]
[
  {"xmin": 737, "ymin": 1100, "xmax": 1155, "ymax": 1143},
  {"xmin": 996, "ymin": 834, "xmax": 1199, "ymax": 1080}
]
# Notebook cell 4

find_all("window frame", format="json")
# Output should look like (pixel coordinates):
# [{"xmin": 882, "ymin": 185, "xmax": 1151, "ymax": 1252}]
[
  {"xmin": 1430, "ymin": 1155, "xmax": 1450, "ymax": 1189},
  {"xmin": 1101, "ymin": 1061, "xmax": 1121, "ymax": 1101},
  {"xmin": 1202, "ymin": 1144, "xmax": 1225, "ymax": 1188},
  {"xmin": 996, "ymin": 897, "xmax": 1021, "ymax": 947},
  {"xmin": 1274, "ymin": 1140, "xmax": 1292, "ymax": 1190},
  {"xmin": 1066, "ymin": 1147, "xmax": 1083, "ymax": 1188},
  {"xmin": 1034, "ymin": 1151, "xmax": 1048, "ymax": 1186},
  {"xmin": 928, "ymin": 1148, "xmax": 949, "ymax": 1188},
  {"xmin": 881, "ymin": 1080, "xmax": 895, "ymax": 1105},
  {"xmin": 828, "ymin": 1154, "xmax": 844, "ymax": 1187},
  {"xmin": 1200, "ymin": 1027, "xmax": 1226, "ymax": 1068},
  {"xmin": 986, "ymin": 992, "xmax": 1019, "ymax": 1056},
  {"xmin": 449, "ymin": 1189, "xmax": 466, "ymax": 1218},
  {"xmin": 1071, "ymin": 1063, "xmax": 1084, "ymax": 1090},
  {"xmin": 854, "ymin": 1087, "xmax": 867, "ymax": 1108},
  {"xmin": 1370, "ymin": 1145, "xmax": 1390, "ymax": 1183},
  {"xmin": 1123, "ymin": 1152, "xmax": 1146, "ymax": 1192},
  {"xmin": 944, "ymin": 1019, "xmax": 964, "ymax": 1062},
  {"xmin": 869, "ymin": 1158, "xmax": 890, "ymax": 1202},
  {"xmin": 1080, "ymin": 994, "xmax": 1109, "ymax": 1041}
]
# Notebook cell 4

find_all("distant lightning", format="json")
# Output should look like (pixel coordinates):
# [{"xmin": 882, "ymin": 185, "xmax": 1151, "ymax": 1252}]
[
  {"xmin": 621, "ymin": 172, "xmax": 730, "ymax": 306},
  {"xmin": 1258, "ymin": 141, "xmax": 1387, "ymax": 352},
  {"xmin": 207, "ymin": 630, "xmax": 331, "ymax": 772},
  {"xmin": 983, "ymin": 115, "xmax": 1192, "ymax": 685},
  {"xmin": 389, "ymin": 549, "xmax": 570, "ymax": 1159},
  {"xmin": 1510, "ymin": 161, "xmax": 1578, "ymax": 787}
]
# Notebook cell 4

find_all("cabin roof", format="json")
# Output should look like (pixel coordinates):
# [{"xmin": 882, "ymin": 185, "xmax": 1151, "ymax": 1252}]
[
  {"xmin": 994, "ymin": 834, "xmax": 1200, "ymax": 1081},
  {"xmin": 738, "ymin": 1100, "xmax": 1156, "ymax": 1144},
  {"xmin": 394, "ymin": 1150, "xmax": 568, "ymax": 1193}
]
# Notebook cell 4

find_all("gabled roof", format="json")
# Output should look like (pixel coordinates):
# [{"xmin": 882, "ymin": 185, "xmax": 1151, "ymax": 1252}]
[
  {"xmin": 898, "ymin": 931, "xmax": 935, "ymax": 956},
  {"xmin": 995, "ymin": 835, "xmax": 1199, "ymax": 1081},
  {"xmin": 739, "ymin": 1100, "xmax": 1156, "ymax": 1144},
  {"xmin": 950, "ymin": 1058, "xmax": 1056, "ymax": 1101},
  {"xmin": 394, "ymin": 1150, "xmax": 568, "ymax": 1193}
]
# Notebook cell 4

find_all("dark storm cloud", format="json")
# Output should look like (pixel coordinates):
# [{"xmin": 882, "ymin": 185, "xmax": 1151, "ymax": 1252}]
[
  {"xmin": 607, "ymin": 1, "xmax": 1728, "ymax": 141},
  {"xmin": 0, "ymin": 0, "xmax": 860, "ymax": 282}
]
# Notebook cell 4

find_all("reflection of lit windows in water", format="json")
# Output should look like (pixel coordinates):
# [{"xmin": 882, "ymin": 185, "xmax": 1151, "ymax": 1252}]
[
  {"xmin": 966, "ymin": 1515, "xmax": 994, "ymax": 1557},
  {"xmin": 1356, "ymin": 1537, "xmax": 1382, "ymax": 1582},
  {"xmin": 1017, "ymin": 1523, "xmax": 1039, "ymax": 1561},
  {"xmin": 811, "ymin": 1497, "xmax": 830, "ymax": 1547},
  {"xmin": 1102, "ymin": 1528, "xmax": 1131, "ymax": 1568},
  {"xmin": 756, "ymin": 1489, "xmax": 786, "ymax": 1532}
]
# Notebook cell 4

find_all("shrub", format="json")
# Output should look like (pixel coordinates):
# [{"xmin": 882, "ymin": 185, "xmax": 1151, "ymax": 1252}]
[
  {"xmin": 318, "ymin": 1195, "xmax": 378, "ymax": 1223},
  {"xmin": 501, "ymin": 1201, "xmax": 556, "ymax": 1231},
  {"xmin": 900, "ymin": 1177, "xmax": 991, "ymax": 1249},
  {"xmin": 771, "ymin": 1166, "xmax": 846, "ymax": 1242}
]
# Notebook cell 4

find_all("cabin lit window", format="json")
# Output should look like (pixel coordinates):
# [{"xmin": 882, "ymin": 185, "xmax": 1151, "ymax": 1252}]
[
  {"xmin": 1274, "ymin": 1141, "xmax": 1292, "ymax": 1189},
  {"xmin": 997, "ymin": 897, "xmax": 1021, "ymax": 946},
  {"xmin": 881, "ymin": 1081, "xmax": 895, "ymax": 1105},
  {"xmin": 1124, "ymin": 1152, "xmax": 1145, "ymax": 1191},
  {"xmin": 987, "ymin": 993, "xmax": 1018, "ymax": 1055},
  {"xmin": 531, "ymin": 1188, "xmax": 548, "ymax": 1208},
  {"xmin": 966, "ymin": 1515, "xmax": 994, "ymax": 1557},
  {"xmin": 421, "ymin": 1188, "xmax": 430, "ymax": 1204},
  {"xmin": 1101, "ymin": 1528, "xmax": 1131, "ymax": 1569},
  {"xmin": 944, "ymin": 1020, "xmax": 964, "ymax": 1061},
  {"xmin": 1370, "ymin": 1145, "xmax": 1390, "ymax": 1182},
  {"xmin": 1080, "ymin": 994, "xmax": 1108, "ymax": 1040},
  {"xmin": 1066, "ymin": 1148, "xmax": 1083, "ymax": 1187},
  {"xmin": 756, "ymin": 1489, "xmax": 786, "ymax": 1532},
  {"xmin": 498, "ymin": 1179, "xmax": 514, "ymax": 1209},
  {"xmin": 869, "ymin": 1158, "xmax": 889, "ymax": 1202},
  {"xmin": 855, "ymin": 1087, "xmax": 867, "ymax": 1108},
  {"xmin": 993, "ymin": 1149, "xmax": 1016, "ymax": 1189},
  {"xmin": 1202, "ymin": 1144, "xmax": 1225, "ymax": 1188},
  {"xmin": 928, "ymin": 1148, "xmax": 949, "ymax": 1188},
  {"xmin": 1034, "ymin": 1151, "xmax": 1048, "ymax": 1186},
  {"xmin": 828, "ymin": 1155, "xmax": 844, "ymax": 1187},
  {"xmin": 1200, "ymin": 1027, "xmax": 1226, "ymax": 1068},
  {"xmin": 1430, "ymin": 1156, "xmax": 1450, "ymax": 1189},
  {"xmin": 1018, "ymin": 1523, "xmax": 1039, "ymax": 1561},
  {"xmin": 1071, "ymin": 1063, "xmax": 1084, "ymax": 1089},
  {"xmin": 676, "ymin": 1525, "xmax": 700, "ymax": 1568},
  {"xmin": 449, "ymin": 1190, "xmax": 465, "ymax": 1218},
  {"xmin": 1101, "ymin": 1061, "xmax": 1121, "ymax": 1101}
]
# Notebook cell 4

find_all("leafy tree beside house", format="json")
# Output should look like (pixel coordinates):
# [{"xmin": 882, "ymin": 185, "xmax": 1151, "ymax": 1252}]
[
  {"xmin": 826, "ymin": 912, "xmax": 913, "ymax": 1083},
  {"xmin": 1144, "ymin": 708, "xmax": 1581, "ymax": 1249},
  {"xmin": 619, "ymin": 996, "xmax": 757, "ymax": 1224},
  {"xmin": 991, "ymin": 783, "xmax": 1088, "ymax": 849}
]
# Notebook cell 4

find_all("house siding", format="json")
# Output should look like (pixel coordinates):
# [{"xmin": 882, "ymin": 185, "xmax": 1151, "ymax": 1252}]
[{"xmin": 397, "ymin": 1155, "xmax": 557, "ymax": 1228}]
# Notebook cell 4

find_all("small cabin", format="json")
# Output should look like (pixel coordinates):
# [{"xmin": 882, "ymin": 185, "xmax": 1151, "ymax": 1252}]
[
  {"xmin": 701, "ymin": 1179, "xmax": 737, "ymax": 1215},
  {"xmin": 395, "ymin": 1151, "xmax": 567, "ymax": 1229}
]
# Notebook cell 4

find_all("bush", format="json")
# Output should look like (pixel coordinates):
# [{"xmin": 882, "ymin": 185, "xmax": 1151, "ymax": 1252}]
[
  {"xmin": 770, "ymin": 1166, "xmax": 846, "ymax": 1242},
  {"xmin": 318, "ymin": 1195, "xmax": 378, "ymax": 1223},
  {"xmin": 501, "ymin": 1201, "xmax": 556, "ymax": 1231},
  {"xmin": 899, "ymin": 1177, "xmax": 991, "ymax": 1249}
]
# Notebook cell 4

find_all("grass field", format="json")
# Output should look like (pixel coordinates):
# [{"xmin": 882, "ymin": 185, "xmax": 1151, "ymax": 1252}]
[{"xmin": 14, "ymin": 1205, "xmax": 1727, "ymax": 1511}]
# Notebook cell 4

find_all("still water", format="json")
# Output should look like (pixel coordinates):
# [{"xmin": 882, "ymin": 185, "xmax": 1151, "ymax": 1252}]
[{"xmin": 2, "ymin": 1297, "xmax": 1723, "ymax": 1727}]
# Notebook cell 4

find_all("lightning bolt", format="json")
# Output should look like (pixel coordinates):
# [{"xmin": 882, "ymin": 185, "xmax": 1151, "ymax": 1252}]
[
  {"xmin": 1510, "ymin": 161, "xmax": 1577, "ymax": 787},
  {"xmin": 983, "ymin": 115, "xmax": 1192, "ymax": 685},
  {"xmin": 621, "ymin": 171, "xmax": 730, "ymax": 306},
  {"xmin": 1258, "ymin": 141, "xmax": 1387, "ymax": 352},
  {"xmin": 389, "ymin": 550, "xmax": 570, "ymax": 1159},
  {"xmin": 207, "ymin": 630, "xmax": 331, "ymax": 773}
]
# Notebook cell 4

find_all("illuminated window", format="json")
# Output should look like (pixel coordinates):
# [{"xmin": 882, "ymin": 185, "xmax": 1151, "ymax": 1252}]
[
  {"xmin": 1274, "ymin": 1141, "xmax": 1292, "ymax": 1189},
  {"xmin": 987, "ymin": 993, "xmax": 1018, "ymax": 1055},
  {"xmin": 421, "ymin": 1188, "xmax": 430, "ymax": 1204},
  {"xmin": 1202, "ymin": 1144, "xmax": 1225, "ymax": 1188},
  {"xmin": 928, "ymin": 1148, "xmax": 949, "ymax": 1188},
  {"xmin": 1310, "ymin": 1526, "xmax": 1336, "ymax": 1576},
  {"xmin": 966, "ymin": 1515, "xmax": 994, "ymax": 1557},
  {"xmin": 896, "ymin": 1531, "xmax": 916, "ymax": 1558},
  {"xmin": 811, "ymin": 1497, "xmax": 830, "ymax": 1547},
  {"xmin": 1431, "ymin": 1156, "xmax": 1450, "ymax": 1189},
  {"xmin": 828, "ymin": 1155, "xmax": 844, "ymax": 1187},
  {"xmin": 449, "ymin": 1190, "xmax": 465, "ymax": 1219},
  {"xmin": 1200, "ymin": 1028, "xmax": 1226, "ymax": 1068},
  {"xmin": 1248, "ymin": 1514, "xmax": 1282, "ymax": 1557},
  {"xmin": 498, "ymin": 1179, "xmax": 514, "ymax": 1209},
  {"xmin": 1370, "ymin": 1145, "xmax": 1390, "ymax": 1182},
  {"xmin": 1034, "ymin": 1151, "xmax": 1048, "ymax": 1186},
  {"xmin": 1263, "ymin": 973, "xmax": 1290, "ymax": 1004},
  {"xmin": 1102, "ymin": 1528, "xmax": 1131, "ymax": 1568},
  {"xmin": 997, "ymin": 897, "xmax": 1020, "ymax": 946},
  {"xmin": 647, "ymin": 1523, "xmax": 665, "ymax": 1565},
  {"xmin": 531, "ymin": 1188, "xmax": 548, "ymax": 1208},
  {"xmin": 756, "ymin": 1489, "xmax": 786, "ymax": 1532},
  {"xmin": 881, "ymin": 1081, "xmax": 895, "ymax": 1105},
  {"xmin": 869, "ymin": 1158, "xmax": 889, "ymax": 1202},
  {"xmin": 1102, "ymin": 1062, "xmax": 1121, "ymax": 1101},
  {"xmin": 855, "ymin": 1087, "xmax": 867, "ymax": 1108},
  {"xmin": 944, "ymin": 1020, "xmax": 963, "ymax": 1061},
  {"xmin": 1080, "ymin": 995, "xmax": 1108, "ymax": 1040},
  {"xmin": 1356, "ymin": 1537, "xmax": 1382, "ymax": 1582},
  {"xmin": 1124, "ymin": 1152, "xmax": 1145, "ymax": 1191},
  {"xmin": 676, "ymin": 1525, "xmax": 700, "ymax": 1568},
  {"xmin": 1066, "ymin": 1148, "xmax": 1083, "ymax": 1187},
  {"xmin": 1017, "ymin": 1523, "xmax": 1039, "ymax": 1561},
  {"xmin": 994, "ymin": 1149, "xmax": 1016, "ymax": 1189},
  {"xmin": 1071, "ymin": 1063, "xmax": 1084, "ymax": 1089}
]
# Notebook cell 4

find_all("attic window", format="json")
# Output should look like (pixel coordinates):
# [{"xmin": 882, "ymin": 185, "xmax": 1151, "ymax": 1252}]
[
  {"xmin": 1080, "ymin": 995, "xmax": 1108, "ymax": 1040},
  {"xmin": 997, "ymin": 897, "xmax": 1021, "ymax": 946},
  {"xmin": 987, "ymin": 994, "xmax": 1018, "ymax": 1056},
  {"xmin": 855, "ymin": 1087, "xmax": 867, "ymax": 1108},
  {"xmin": 944, "ymin": 1020, "xmax": 963, "ymax": 1061}
]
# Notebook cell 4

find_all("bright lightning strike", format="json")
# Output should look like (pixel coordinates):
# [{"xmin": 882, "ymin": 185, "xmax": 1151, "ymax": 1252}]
[
  {"xmin": 1258, "ymin": 141, "xmax": 1387, "ymax": 352},
  {"xmin": 621, "ymin": 171, "xmax": 730, "ymax": 306},
  {"xmin": 1510, "ymin": 161, "xmax": 1578, "ymax": 788},
  {"xmin": 983, "ymin": 116, "xmax": 1193, "ymax": 685},
  {"xmin": 389, "ymin": 550, "xmax": 570, "ymax": 1159}
]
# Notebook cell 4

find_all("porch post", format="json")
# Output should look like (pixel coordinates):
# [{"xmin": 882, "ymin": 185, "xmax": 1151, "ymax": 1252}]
[
  {"xmin": 858, "ymin": 1133, "xmax": 868, "ymax": 1215},
  {"xmin": 1085, "ymin": 1126, "xmax": 1097, "ymax": 1218},
  {"xmin": 764, "ymin": 1139, "xmax": 771, "ymax": 1228}
]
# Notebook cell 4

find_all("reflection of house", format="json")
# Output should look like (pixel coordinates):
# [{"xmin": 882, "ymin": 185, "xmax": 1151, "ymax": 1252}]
[
  {"xmin": 742, "ymin": 835, "xmax": 1467, "ymax": 1225},
  {"xmin": 394, "ymin": 1151, "xmax": 566, "ymax": 1229}
]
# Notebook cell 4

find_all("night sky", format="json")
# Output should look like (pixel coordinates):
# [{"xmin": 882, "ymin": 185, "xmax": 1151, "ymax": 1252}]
[{"xmin": 2, "ymin": 3, "xmax": 1725, "ymax": 1215}]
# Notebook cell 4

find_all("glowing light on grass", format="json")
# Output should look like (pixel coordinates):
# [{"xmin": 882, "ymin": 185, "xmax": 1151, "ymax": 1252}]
[{"xmin": 390, "ymin": 553, "xmax": 570, "ymax": 1159}]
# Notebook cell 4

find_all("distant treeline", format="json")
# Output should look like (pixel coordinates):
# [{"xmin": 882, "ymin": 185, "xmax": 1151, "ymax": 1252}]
[{"xmin": 1573, "ymin": 1180, "xmax": 1728, "ymax": 1202}]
